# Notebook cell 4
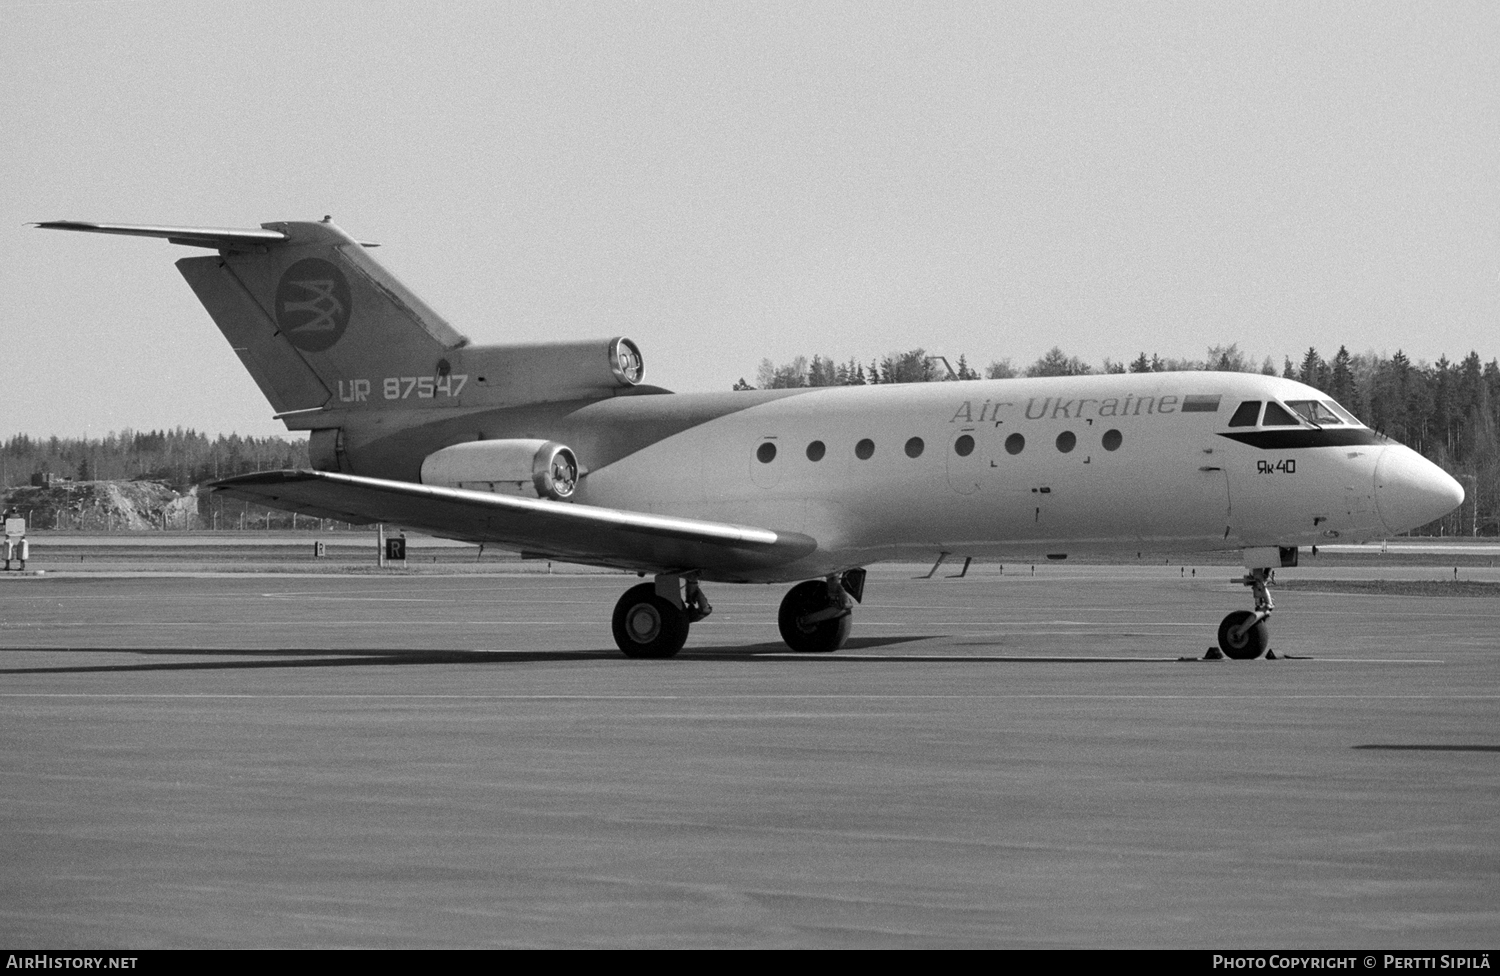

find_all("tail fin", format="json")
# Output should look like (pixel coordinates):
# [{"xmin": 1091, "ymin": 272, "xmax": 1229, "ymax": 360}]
[
  {"xmin": 34, "ymin": 219, "xmax": 652, "ymax": 426},
  {"xmin": 175, "ymin": 220, "xmax": 468, "ymax": 417},
  {"xmin": 33, "ymin": 219, "xmax": 468, "ymax": 418}
]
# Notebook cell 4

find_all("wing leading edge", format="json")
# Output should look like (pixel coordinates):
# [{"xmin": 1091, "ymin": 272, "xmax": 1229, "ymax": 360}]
[{"xmin": 211, "ymin": 470, "xmax": 818, "ymax": 576}]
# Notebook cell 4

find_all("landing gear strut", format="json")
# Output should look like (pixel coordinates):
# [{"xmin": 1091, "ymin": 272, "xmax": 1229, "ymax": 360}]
[
  {"xmin": 1217, "ymin": 567, "xmax": 1274, "ymax": 660},
  {"xmin": 778, "ymin": 570, "xmax": 865, "ymax": 653}
]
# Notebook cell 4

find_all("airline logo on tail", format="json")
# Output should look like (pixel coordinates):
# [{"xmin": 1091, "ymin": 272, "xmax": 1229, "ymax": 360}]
[{"xmin": 275, "ymin": 258, "xmax": 351, "ymax": 352}]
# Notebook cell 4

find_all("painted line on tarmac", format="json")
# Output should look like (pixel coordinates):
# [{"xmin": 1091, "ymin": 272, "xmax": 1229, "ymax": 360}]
[
  {"xmin": 1, "ymin": 620, "xmax": 1205, "ymax": 630},
  {"xmin": 255, "ymin": 594, "xmax": 614, "ymax": 603},
  {"xmin": 2, "ymin": 620, "xmax": 600, "ymax": 628},
  {"xmin": 759, "ymin": 653, "xmax": 1446, "ymax": 663},
  {"xmin": 0, "ymin": 648, "xmax": 1449, "ymax": 662},
  {"xmin": 1, "ymin": 692, "xmax": 1491, "ymax": 701}
]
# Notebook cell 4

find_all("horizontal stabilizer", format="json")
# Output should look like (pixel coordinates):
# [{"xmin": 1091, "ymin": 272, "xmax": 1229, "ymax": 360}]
[
  {"xmin": 211, "ymin": 470, "xmax": 817, "ymax": 575},
  {"xmin": 30, "ymin": 220, "xmax": 289, "ymax": 249}
]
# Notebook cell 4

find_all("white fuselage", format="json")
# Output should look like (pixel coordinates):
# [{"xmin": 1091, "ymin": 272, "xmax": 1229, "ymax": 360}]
[{"xmin": 575, "ymin": 372, "xmax": 1459, "ymax": 581}]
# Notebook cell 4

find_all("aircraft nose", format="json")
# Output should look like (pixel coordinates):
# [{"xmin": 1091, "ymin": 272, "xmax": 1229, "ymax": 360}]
[{"xmin": 1374, "ymin": 446, "xmax": 1465, "ymax": 535}]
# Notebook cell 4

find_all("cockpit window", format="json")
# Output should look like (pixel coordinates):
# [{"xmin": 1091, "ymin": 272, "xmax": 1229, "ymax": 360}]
[
  {"xmin": 1322, "ymin": 399, "xmax": 1360, "ymax": 425},
  {"xmin": 1285, "ymin": 400, "xmax": 1346, "ymax": 425},
  {"xmin": 1227, "ymin": 401, "xmax": 1262, "ymax": 427},
  {"xmin": 1261, "ymin": 402, "xmax": 1300, "ymax": 426}
]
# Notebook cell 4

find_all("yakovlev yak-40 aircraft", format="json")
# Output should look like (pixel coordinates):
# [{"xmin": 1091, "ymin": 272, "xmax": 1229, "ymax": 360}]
[{"xmin": 36, "ymin": 218, "xmax": 1465, "ymax": 659}]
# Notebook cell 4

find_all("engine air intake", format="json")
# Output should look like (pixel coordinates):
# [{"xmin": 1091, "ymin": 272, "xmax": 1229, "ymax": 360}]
[{"xmin": 420, "ymin": 439, "xmax": 580, "ymax": 500}]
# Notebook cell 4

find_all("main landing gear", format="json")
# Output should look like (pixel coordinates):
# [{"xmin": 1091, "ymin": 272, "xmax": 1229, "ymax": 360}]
[
  {"xmin": 778, "ymin": 570, "xmax": 865, "ymax": 653},
  {"xmin": 612, "ymin": 576, "xmax": 713, "ymax": 659},
  {"xmin": 610, "ymin": 569, "xmax": 866, "ymax": 658},
  {"xmin": 1217, "ymin": 566, "xmax": 1274, "ymax": 660}
]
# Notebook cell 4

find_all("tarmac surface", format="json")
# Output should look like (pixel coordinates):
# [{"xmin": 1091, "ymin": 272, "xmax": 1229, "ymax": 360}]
[{"xmin": 2, "ymin": 563, "xmax": 1497, "ymax": 948}]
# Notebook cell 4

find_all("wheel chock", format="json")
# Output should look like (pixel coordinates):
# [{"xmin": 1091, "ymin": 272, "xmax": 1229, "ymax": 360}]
[
  {"xmin": 1264, "ymin": 648, "xmax": 1278, "ymax": 660},
  {"xmin": 1203, "ymin": 646, "xmax": 1225, "ymax": 660}
]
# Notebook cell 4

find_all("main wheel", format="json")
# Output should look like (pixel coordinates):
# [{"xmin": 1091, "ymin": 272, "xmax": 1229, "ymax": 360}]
[
  {"xmin": 777, "ymin": 580, "xmax": 853, "ymax": 653},
  {"xmin": 612, "ymin": 583, "xmax": 689, "ymax": 659},
  {"xmin": 1217, "ymin": 610, "xmax": 1269, "ymax": 660}
]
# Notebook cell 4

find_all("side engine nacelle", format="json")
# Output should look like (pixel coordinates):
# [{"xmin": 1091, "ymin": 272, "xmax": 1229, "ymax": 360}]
[
  {"xmin": 453, "ymin": 336, "xmax": 645, "ymax": 406},
  {"xmin": 420, "ymin": 439, "xmax": 580, "ymax": 500}
]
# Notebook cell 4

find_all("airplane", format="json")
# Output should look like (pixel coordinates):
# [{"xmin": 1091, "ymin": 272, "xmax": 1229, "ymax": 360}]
[{"xmin": 34, "ymin": 218, "xmax": 1466, "ymax": 659}]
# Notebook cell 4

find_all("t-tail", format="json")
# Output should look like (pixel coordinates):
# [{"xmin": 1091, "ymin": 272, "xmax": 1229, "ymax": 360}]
[{"xmin": 30, "ymin": 219, "xmax": 649, "ymax": 426}]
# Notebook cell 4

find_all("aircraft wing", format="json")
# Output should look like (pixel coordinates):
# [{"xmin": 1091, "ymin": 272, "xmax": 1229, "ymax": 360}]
[{"xmin": 211, "ymin": 470, "xmax": 818, "ymax": 575}]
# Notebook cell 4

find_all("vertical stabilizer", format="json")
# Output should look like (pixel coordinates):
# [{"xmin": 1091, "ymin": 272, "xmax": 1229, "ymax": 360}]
[
  {"xmin": 176, "ymin": 255, "xmax": 332, "ymax": 415},
  {"xmin": 33, "ymin": 218, "xmax": 652, "ymax": 423},
  {"xmin": 176, "ymin": 221, "xmax": 469, "ymax": 415},
  {"xmin": 33, "ymin": 218, "xmax": 473, "ymax": 420}
]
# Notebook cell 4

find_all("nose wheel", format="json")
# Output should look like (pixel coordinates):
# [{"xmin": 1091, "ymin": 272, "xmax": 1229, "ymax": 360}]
[
  {"xmin": 1217, "ymin": 610, "xmax": 1269, "ymax": 659},
  {"xmin": 1217, "ymin": 566, "xmax": 1274, "ymax": 659}
]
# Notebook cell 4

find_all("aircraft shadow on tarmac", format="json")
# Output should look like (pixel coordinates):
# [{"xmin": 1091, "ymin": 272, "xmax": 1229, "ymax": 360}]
[
  {"xmin": 0, "ymin": 634, "xmax": 1202, "ymax": 674},
  {"xmin": 1353, "ymin": 744, "xmax": 1500, "ymax": 752},
  {"xmin": 0, "ymin": 636, "xmax": 935, "ymax": 674},
  {"xmin": 0, "ymin": 647, "xmax": 619, "ymax": 675}
]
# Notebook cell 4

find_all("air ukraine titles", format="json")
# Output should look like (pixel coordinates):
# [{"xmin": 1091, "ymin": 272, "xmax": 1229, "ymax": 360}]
[{"xmin": 950, "ymin": 393, "xmax": 1221, "ymax": 424}]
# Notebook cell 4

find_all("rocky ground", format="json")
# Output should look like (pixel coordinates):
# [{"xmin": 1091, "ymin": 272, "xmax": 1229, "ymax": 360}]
[{"xmin": 2, "ymin": 480, "xmax": 199, "ymax": 531}]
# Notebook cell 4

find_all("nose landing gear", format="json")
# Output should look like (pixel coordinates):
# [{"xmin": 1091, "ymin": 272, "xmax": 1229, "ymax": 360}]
[{"xmin": 1217, "ymin": 566, "xmax": 1274, "ymax": 659}]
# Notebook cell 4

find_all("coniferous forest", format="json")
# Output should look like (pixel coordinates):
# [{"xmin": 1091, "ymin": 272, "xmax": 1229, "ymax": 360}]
[
  {"xmin": 0, "ymin": 430, "xmax": 311, "ymax": 531},
  {"xmin": 0, "ymin": 429, "xmax": 308, "ymax": 488}
]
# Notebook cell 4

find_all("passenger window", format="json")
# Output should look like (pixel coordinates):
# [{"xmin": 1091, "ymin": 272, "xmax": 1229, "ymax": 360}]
[
  {"xmin": 855, "ymin": 438, "xmax": 874, "ymax": 460},
  {"xmin": 1262, "ymin": 402, "xmax": 1299, "ymax": 426},
  {"xmin": 1005, "ymin": 433, "xmax": 1025, "ymax": 455},
  {"xmin": 953, "ymin": 435, "xmax": 975, "ymax": 457},
  {"xmin": 1102, "ymin": 429, "xmax": 1122, "ymax": 451},
  {"xmin": 806, "ymin": 441, "xmax": 826, "ymax": 462},
  {"xmin": 1056, "ymin": 431, "xmax": 1076, "ymax": 453},
  {"xmin": 1227, "ymin": 401, "xmax": 1261, "ymax": 427},
  {"xmin": 756, "ymin": 442, "xmax": 776, "ymax": 464},
  {"xmin": 905, "ymin": 437, "xmax": 924, "ymax": 458}
]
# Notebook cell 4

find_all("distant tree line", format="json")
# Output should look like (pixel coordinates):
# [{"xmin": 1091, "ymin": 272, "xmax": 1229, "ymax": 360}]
[
  {"xmin": 735, "ymin": 343, "xmax": 1289, "ymax": 390},
  {"xmin": 0, "ymin": 429, "xmax": 343, "ymax": 532},
  {"xmin": 736, "ymin": 350, "xmax": 985, "ymax": 390},
  {"xmin": 0, "ymin": 428, "xmax": 309, "ymax": 489},
  {"xmin": 739, "ymin": 343, "xmax": 1500, "ymax": 537}
]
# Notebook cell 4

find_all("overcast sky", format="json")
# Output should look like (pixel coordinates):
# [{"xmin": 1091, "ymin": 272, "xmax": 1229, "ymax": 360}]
[{"xmin": 3, "ymin": 1, "xmax": 1496, "ymax": 438}]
